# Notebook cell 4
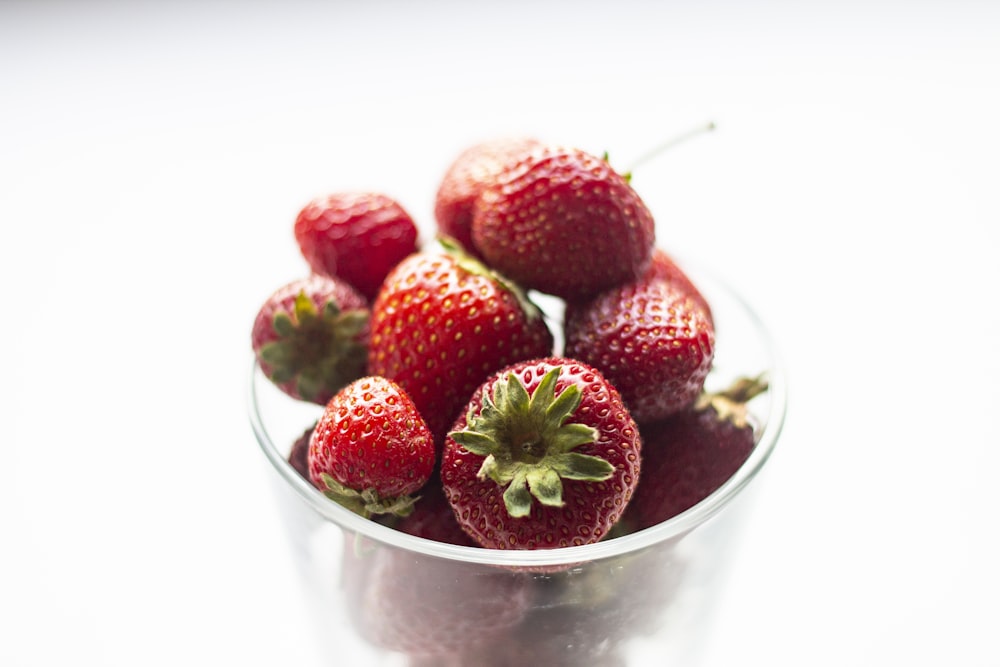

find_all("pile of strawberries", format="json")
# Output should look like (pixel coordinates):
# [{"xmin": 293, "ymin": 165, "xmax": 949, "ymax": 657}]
[{"xmin": 252, "ymin": 137, "xmax": 766, "ymax": 552}]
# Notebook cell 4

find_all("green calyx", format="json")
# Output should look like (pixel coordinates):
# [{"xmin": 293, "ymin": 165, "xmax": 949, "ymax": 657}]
[
  {"xmin": 319, "ymin": 473, "xmax": 418, "ymax": 519},
  {"xmin": 259, "ymin": 291, "xmax": 368, "ymax": 402},
  {"xmin": 449, "ymin": 367, "xmax": 614, "ymax": 518}
]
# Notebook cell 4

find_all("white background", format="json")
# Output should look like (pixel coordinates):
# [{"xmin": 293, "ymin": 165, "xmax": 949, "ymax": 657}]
[{"xmin": 2, "ymin": 1, "xmax": 998, "ymax": 665}]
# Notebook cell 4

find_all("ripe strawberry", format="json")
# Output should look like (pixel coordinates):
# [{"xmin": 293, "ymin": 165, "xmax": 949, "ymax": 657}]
[
  {"xmin": 294, "ymin": 191, "xmax": 419, "ymax": 300},
  {"xmin": 564, "ymin": 265, "xmax": 715, "ymax": 424},
  {"xmin": 367, "ymin": 245, "xmax": 554, "ymax": 444},
  {"xmin": 441, "ymin": 357, "xmax": 641, "ymax": 550},
  {"xmin": 358, "ymin": 547, "xmax": 534, "ymax": 657},
  {"xmin": 619, "ymin": 375, "xmax": 767, "ymax": 532},
  {"xmin": 471, "ymin": 145, "xmax": 655, "ymax": 301},
  {"xmin": 251, "ymin": 274, "xmax": 369, "ymax": 405},
  {"xmin": 434, "ymin": 137, "xmax": 541, "ymax": 256},
  {"xmin": 308, "ymin": 376, "xmax": 435, "ymax": 518}
]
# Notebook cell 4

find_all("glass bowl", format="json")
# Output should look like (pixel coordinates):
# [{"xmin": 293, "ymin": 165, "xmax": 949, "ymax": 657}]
[{"xmin": 249, "ymin": 259, "xmax": 787, "ymax": 666}]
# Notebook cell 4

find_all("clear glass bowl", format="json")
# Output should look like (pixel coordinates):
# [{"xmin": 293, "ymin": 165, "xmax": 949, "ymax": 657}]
[{"xmin": 249, "ymin": 261, "xmax": 787, "ymax": 666}]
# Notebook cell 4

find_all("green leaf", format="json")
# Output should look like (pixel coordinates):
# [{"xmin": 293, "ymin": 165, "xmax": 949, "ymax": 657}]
[
  {"xmin": 272, "ymin": 311, "xmax": 296, "ymax": 337},
  {"xmin": 322, "ymin": 300, "xmax": 342, "ymax": 318},
  {"xmin": 546, "ymin": 383, "xmax": 583, "ymax": 427},
  {"xmin": 477, "ymin": 455, "xmax": 519, "ymax": 486},
  {"xmin": 526, "ymin": 467, "xmax": 564, "ymax": 507},
  {"xmin": 476, "ymin": 390, "xmax": 501, "ymax": 425},
  {"xmin": 549, "ymin": 452, "xmax": 615, "ymax": 481},
  {"xmin": 268, "ymin": 366, "xmax": 294, "ymax": 383},
  {"xmin": 320, "ymin": 474, "xmax": 367, "ymax": 515},
  {"xmin": 476, "ymin": 454, "xmax": 500, "ymax": 483},
  {"xmin": 293, "ymin": 291, "xmax": 318, "ymax": 320},
  {"xmin": 528, "ymin": 367, "xmax": 560, "ymax": 419},
  {"xmin": 504, "ymin": 372, "xmax": 531, "ymax": 414},
  {"xmin": 548, "ymin": 423, "xmax": 599, "ymax": 454},
  {"xmin": 503, "ymin": 471, "xmax": 533, "ymax": 518},
  {"xmin": 319, "ymin": 474, "xmax": 418, "ymax": 519},
  {"xmin": 367, "ymin": 494, "xmax": 419, "ymax": 518},
  {"xmin": 320, "ymin": 473, "xmax": 356, "ymax": 497},
  {"xmin": 259, "ymin": 341, "xmax": 294, "ymax": 365},
  {"xmin": 451, "ymin": 430, "xmax": 502, "ymax": 457},
  {"xmin": 296, "ymin": 370, "xmax": 323, "ymax": 402},
  {"xmin": 335, "ymin": 309, "xmax": 369, "ymax": 337}
]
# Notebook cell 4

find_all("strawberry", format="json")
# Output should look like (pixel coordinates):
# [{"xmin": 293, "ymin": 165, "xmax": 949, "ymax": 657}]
[
  {"xmin": 471, "ymin": 145, "xmax": 655, "ymax": 301},
  {"xmin": 308, "ymin": 375, "xmax": 435, "ymax": 518},
  {"xmin": 434, "ymin": 137, "xmax": 541, "ymax": 256},
  {"xmin": 367, "ymin": 244, "xmax": 554, "ymax": 444},
  {"xmin": 563, "ymin": 263, "xmax": 715, "ymax": 424},
  {"xmin": 619, "ymin": 375, "xmax": 767, "ymax": 532},
  {"xmin": 392, "ymin": 475, "xmax": 478, "ymax": 547},
  {"xmin": 441, "ymin": 357, "xmax": 642, "ymax": 550},
  {"xmin": 294, "ymin": 191, "xmax": 419, "ymax": 300},
  {"xmin": 251, "ymin": 274, "xmax": 369, "ymax": 405},
  {"xmin": 357, "ymin": 547, "xmax": 534, "ymax": 657}
]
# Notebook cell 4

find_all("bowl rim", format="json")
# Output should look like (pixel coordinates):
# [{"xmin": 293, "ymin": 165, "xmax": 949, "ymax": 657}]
[{"xmin": 248, "ymin": 265, "xmax": 787, "ymax": 567}]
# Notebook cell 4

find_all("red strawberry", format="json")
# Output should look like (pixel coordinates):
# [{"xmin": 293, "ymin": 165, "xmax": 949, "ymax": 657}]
[
  {"xmin": 471, "ymin": 145, "xmax": 655, "ymax": 301},
  {"xmin": 646, "ymin": 248, "xmax": 713, "ymax": 325},
  {"xmin": 308, "ymin": 375, "xmax": 435, "ymax": 518},
  {"xmin": 367, "ymin": 245, "xmax": 554, "ymax": 444},
  {"xmin": 294, "ymin": 192, "xmax": 419, "ymax": 300},
  {"xmin": 564, "ymin": 266, "xmax": 715, "ymax": 424},
  {"xmin": 619, "ymin": 375, "xmax": 767, "ymax": 532},
  {"xmin": 441, "ymin": 357, "xmax": 642, "ymax": 550},
  {"xmin": 251, "ymin": 274, "xmax": 369, "ymax": 405},
  {"xmin": 434, "ymin": 137, "xmax": 542, "ymax": 256}
]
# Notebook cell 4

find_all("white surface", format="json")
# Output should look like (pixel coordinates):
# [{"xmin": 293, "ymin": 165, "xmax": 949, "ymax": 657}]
[{"xmin": 2, "ymin": 2, "xmax": 997, "ymax": 665}]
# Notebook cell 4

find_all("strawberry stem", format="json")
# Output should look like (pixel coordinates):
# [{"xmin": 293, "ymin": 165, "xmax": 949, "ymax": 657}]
[
  {"xmin": 626, "ymin": 120, "xmax": 717, "ymax": 174},
  {"xmin": 695, "ymin": 373, "xmax": 769, "ymax": 429}
]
